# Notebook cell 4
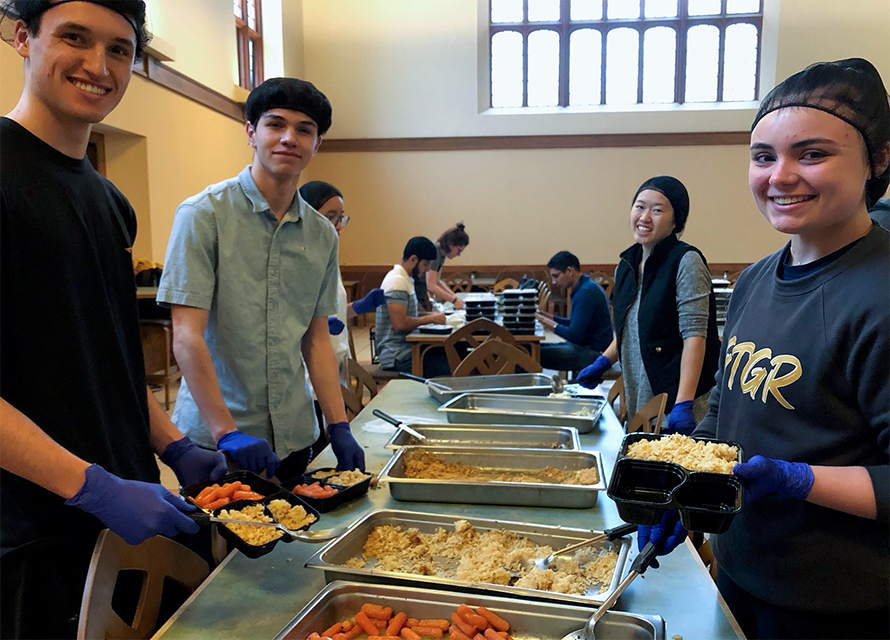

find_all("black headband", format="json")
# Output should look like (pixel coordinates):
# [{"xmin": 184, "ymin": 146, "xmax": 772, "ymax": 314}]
[{"xmin": 44, "ymin": 0, "xmax": 138, "ymax": 38}]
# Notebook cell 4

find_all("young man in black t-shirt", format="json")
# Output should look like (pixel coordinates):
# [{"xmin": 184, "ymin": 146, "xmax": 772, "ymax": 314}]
[{"xmin": 0, "ymin": 2, "xmax": 225, "ymax": 638}]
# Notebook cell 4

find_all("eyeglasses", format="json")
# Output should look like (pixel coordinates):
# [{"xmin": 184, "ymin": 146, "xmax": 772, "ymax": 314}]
[{"xmin": 325, "ymin": 214, "xmax": 350, "ymax": 228}]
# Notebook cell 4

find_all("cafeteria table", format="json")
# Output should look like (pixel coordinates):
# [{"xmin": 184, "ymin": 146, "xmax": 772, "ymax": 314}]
[{"xmin": 153, "ymin": 380, "xmax": 744, "ymax": 640}]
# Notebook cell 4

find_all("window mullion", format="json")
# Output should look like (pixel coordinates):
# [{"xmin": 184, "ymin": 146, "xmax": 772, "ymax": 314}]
[
  {"xmin": 636, "ymin": 26, "xmax": 644, "ymax": 103},
  {"xmin": 676, "ymin": 0, "xmax": 688, "ymax": 103},
  {"xmin": 559, "ymin": 0, "xmax": 570, "ymax": 106}
]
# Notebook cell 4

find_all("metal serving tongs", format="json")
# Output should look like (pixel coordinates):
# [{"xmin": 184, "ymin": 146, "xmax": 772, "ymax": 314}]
[
  {"xmin": 372, "ymin": 409, "xmax": 427, "ymax": 441},
  {"xmin": 399, "ymin": 372, "xmax": 453, "ymax": 394},
  {"xmin": 550, "ymin": 374, "xmax": 584, "ymax": 394},
  {"xmin": 522, "ymin": 522, "xmax": 637, "ymax": 572},
  {"xmin": 560, "ymin": 542, "xmax": 659, "ymax": 640}
]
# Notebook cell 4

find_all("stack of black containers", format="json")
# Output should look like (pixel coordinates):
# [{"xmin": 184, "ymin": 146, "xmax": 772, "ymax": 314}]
[{"xmin": 500, "ymin": 288, "xmax": 538, "ymax": 334}]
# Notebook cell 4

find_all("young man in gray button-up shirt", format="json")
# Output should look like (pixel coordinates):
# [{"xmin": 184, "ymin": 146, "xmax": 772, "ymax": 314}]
[{"xmin": 158, "ymin": 79, "xmax": 364, "ymax": 480}]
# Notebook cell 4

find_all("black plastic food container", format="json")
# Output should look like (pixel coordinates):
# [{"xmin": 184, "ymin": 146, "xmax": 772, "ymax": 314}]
[
  {"xmin": 305, "ymin": 467, "xmax": 372, "ymax": 504},
  {"xmin": 211, "ymin": 499, "xmax": 284, "ymax": 559},
  {"xmin": 281, "ymin": 476, "xmax": 345, "ymax": 513},
  {"xmin": 181, "ymin": 470, "xmax": 282, "ymax": 509},
  {"xmin": 607, "ymin": 433, "xmax": 744, "ymax": 533},
  {"xmin": 261, "ymin": 492, "xmax": 321, "ymax": 535}
]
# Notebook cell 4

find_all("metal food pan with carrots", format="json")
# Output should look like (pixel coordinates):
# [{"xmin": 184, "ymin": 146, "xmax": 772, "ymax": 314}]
[{"xmin": 273, "ymin": 581, "xmax": 664, "ymax": 640}]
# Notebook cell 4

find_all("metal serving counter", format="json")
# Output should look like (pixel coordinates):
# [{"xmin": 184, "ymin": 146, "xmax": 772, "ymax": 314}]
[{"xmin": 153, "ymin": 380, "xmax": 744, "ymax": 640}]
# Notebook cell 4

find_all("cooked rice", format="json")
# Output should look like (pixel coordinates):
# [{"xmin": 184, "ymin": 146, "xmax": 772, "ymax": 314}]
[
  {"xmin": 345, "ymin": 519, "xmax": 617, "ymax": 595},
  {"xmin": 402, "ymin": 450, "xmax": 598, "ymax": 485},
  {"xmin": 267, "ymin": 499, "xmax": 316, "ymax": 531},
  {"xmin": 218, "ymin": 505, "xmax": 282, "ymax": 546},
  {"xmin": 310, "ymin": 469, "xmax": 369, "ymax": 486},
  {"xmin": 625, "ymin": 434, "xmax": 738, "ymax": 474}
]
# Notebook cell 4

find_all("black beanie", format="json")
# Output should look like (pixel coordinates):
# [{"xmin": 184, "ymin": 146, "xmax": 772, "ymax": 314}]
[{"xmin": 632, "ymin": 176, "xmax": 690, "ymax": 235}]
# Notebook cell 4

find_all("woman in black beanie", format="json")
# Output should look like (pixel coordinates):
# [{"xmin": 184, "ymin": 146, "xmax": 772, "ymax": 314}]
[{"xmin": 577, "ymin": 175, "xmax": 720, "ymax": 437}]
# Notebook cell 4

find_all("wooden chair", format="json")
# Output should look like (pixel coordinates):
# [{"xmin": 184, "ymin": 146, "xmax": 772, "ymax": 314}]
[
  {"xmin": 443, "ymin": 318, "xmax": 518, "ymax": 373},
  {"xmin": 607, "ymin": 374, "xmax": 628, "ymax": 425},
  {"xmin": 77, "ymin": 530, "xmax": 209, "ymax": 640},
  {"xmin": 626, "ymin": 392, "xmax": 668, "ymax": 434},
  {"xmin": 493, "ymin": 277, "xmax": 519, "ymax": 293},
  {"xmin": 452, "ymin": 337, "xmax": 543, "ymax": 377},
  {"xmin": 727, "ymin": 270, "xmax": 743, "ymax": 287},
  {"xmin": 344, "ymin": 358, "xmax": 378, "ymax": 417},
  {"xmin": 589, "ymin": 270, "xmax": 615, "ymax": 297},
  {"xmin": 538, "ymin": 286, "xmax": 554, "ymax": 315},
  {"xmin": 444, "ymin": 272, "xmax": 472, "ymax": 293},
  {"xmin": 696, "ymin": 536, "xmax": 718, "ymax": 582},
  {"xmin": 140, "ymin": 320, "xmax": 181, "ymax": 411},
  {"xmin": 347, "ymin": 324, "xmax": 358, "ymax": 361}
]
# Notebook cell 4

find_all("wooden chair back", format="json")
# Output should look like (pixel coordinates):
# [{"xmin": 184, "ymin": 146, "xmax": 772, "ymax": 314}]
[
  {"xmin": 443, "ymin": 318, "xmax": 518, "ymax": 373},
  {"xmin": 607, "ymin": 374, "xmax": 627, "ymax": 425},
  {"xmin": 140, "ymin": 320, "xmax": 182, "ymax": 411},
  {"xmin": 444, "ymin": 272, "xmax": 472, "ymax": 293},
  {"xmin": 696, "ymin": 537, "xmax": 718, "ymax": 581},
  {"xmin": 452, "ymin": 337, "xmax": 543, "ymax": 377},
  {"xmin": 626, "ymin": 393, "xmax": 668, "ymax": 434},
  {"xmin": 347, "ymin": 324, "xmax": 357, "ymax": 361},
  {"xmin": 341, "ymin": 358, "xmax": 379, "ymax": 419},
  {"xmin": 589, "ymin": 270, "xmax": 615, "ymax": 297},
  {"xmin": 493, "ymin": 277, "xmax": 519, "ymax": 293},
  {"xmin": 538, "ymin": 286, "xmax": 553, "ymax": 314},
  {"xmin": 77, "ymin": 530, "xmax": 209, "ymax": 640}
]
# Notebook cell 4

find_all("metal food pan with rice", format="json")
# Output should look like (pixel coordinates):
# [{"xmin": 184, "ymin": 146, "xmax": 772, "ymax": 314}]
[
  {"xmin": 422, "ymin": 372, "xmax": 556, "ymax": 403},
  {"xmin": 608, "ymin": 433, "xmax": 744, "ymax": 533},
  {"xmin": 384, "ymin": 423, "xmax": 580, "ymax": 450},
  {"xmin": 274, "ymin": 581, "xmax": 665, "ymax": 640},
  {"xmin": 304, "ymin": 509, "xmax": 633, "ymax": 608},
  {"xmin": 379, "ymin": 446, "xmax": 605, "ymax": 508},
  {"xmin": 439, "ymin": 393, "xmax": 607, "ymax": 433}
]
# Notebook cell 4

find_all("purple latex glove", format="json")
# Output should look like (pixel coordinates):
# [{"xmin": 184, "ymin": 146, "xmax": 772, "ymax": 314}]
[
  {"xmin": 328, "ymin": 421, "xmax": 365, "ymax": 471},
  {"xmin": 217, "ymin": 430, "xmax": 280, "ymax": 477},
  {"xmin": 328, "ymin": 317, "xmax": 345, "ymax": 335},
  {"xmin": 159, "ymin": 436, "xmax": 227, "ymax": 488},
  {"xmin": 577, "ymin": 355, "xmax": 613, "ymax": 389},
  {"xmin": 637, "ymin": 509, "xmax": 686, "ymax": 569},
  {"xmin": 666, "ymin": 400, "xmax": 696, "ymax": 435},
  {"xmin": 352, "ymin": 288, "xmax": 386, "ymax": 315},
  {"xmin": 65, "ymin": 464, "xmax": 199, "ymax": 545},
  {"xmin": 733, "ymin": 455, "xmax": 814, "ymax": 505}
]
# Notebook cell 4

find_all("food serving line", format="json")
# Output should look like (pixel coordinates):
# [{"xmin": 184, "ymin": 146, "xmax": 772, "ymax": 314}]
[{"xmin": 153, "ymin": 380, "xmax": 744, "ymax": 640}]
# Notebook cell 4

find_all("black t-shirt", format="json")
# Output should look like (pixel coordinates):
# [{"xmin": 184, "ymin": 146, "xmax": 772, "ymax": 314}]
[{"xmin": 1, "ymin": 118, "xmax": 159, "ymax": 550}]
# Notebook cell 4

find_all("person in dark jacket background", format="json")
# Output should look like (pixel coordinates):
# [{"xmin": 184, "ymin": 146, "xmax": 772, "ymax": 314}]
[
  {"xmin": 578, "ymin": 176, "xmax": 720, "ymax": 435},
  {"xmin": 537, "ymin": 251, "xmax": 612, "ymax": 371}
]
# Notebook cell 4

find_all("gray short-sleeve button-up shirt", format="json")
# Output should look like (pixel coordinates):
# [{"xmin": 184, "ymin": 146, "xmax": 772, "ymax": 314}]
[{"xmin": 158, "ymin": 166, "xmax": 340, "ymax": 455}]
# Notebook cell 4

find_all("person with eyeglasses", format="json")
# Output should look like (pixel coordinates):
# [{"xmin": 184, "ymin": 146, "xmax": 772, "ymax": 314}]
[{"xmin": 299, "ymin": 181, "xmax": 387, "ymax": 381}]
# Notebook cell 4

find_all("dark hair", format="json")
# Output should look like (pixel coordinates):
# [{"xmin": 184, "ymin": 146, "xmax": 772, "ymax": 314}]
[
  {"xmin": 403, "ymin": 236, "xmax": 437, "ymax": 262},
  {"xmin": 245, "ymin": 77, "xmax": 332, "ymax": 135},
  {"xmin": 632, "ymin": 175, "xmax": 690, "ymax": 235},
  {"xmin": 752, "ymin": 58, "xmax": 890, "ymax": 208},
  {"xmin": 299, "ymin": 180, "xmax": 342, "ymax": 212},
  {"xmin": 437, "ymin": 222, "xmax": 470, "ymax": 253},
  {"xmin": 1, "ymin": 0, "xmax": 150, "ymax": 59},
  {"xmin": 547, "ymin": 251, "xmax": 580, "ymax": 272}
]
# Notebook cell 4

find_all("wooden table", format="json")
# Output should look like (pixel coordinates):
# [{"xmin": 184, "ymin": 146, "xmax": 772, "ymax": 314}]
[
  {"xmin": 405, "ymin": 321, "xmax": 545, "ymax": 376},
  {"xmin": 137, "ymin": 286, "xmax": 159, "ymax": 299},
  {"xmin": 153, "ymin": 381, "xmax": 744, "ymax": 640}
]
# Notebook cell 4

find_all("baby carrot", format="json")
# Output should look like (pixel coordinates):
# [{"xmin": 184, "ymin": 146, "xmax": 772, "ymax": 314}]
[
  {"xmin": 449, "ymin": 626, "xmax": 472, "ymax": 640},
  {"xmin": 354, "ymin": 612, "xmax": 379, "ymax": 636},
  {"xmin": 412, "ymin": 627, "xmax": 443, "ymax": 638},
  {"xmin": 321, "ymin": 623, "xmax": 343, "ymax": 637},
  {"xmin": 400, "ymin": 628, "xmax": 422, "ymax": 640},
  {"xmin": 457, "ymin": 606, "xmax": 488, "ymax": 631},
  {"xmin": 477, "ymin": 608, "xmax": 509, "ymax": 632},
  {"xmin": 362, "ymin": 603, "xmax": 394, "ymax": 620},
  {"xmin": 417, "ymin": 621, "xmax": 450, "ymax": 631},
  {"xmin": 449, "ymin": 613, "xmax": 475, "ymax": 638},
  {"xmin": 386, "ymin": 612, "xmax": 408, "ymax": 635}
]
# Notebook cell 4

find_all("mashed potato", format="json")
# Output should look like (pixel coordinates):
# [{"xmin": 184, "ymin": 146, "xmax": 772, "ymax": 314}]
[
  {"xmin": 345, "ymin": 519, "xmax": 617, "ymax": 596},
  {"xmin": 626, "ymin": 434, "xmax": 739, "ymax": 474},
  {"xmin": 402, "ymin": 450, "xmax": 598, "ymax": 485}
]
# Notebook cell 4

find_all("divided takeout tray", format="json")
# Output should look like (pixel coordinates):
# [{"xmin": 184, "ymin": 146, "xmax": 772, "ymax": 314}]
[
  {"xmin": 281, "ymin": 468, "xmax": 373, "ymax": 513},
  {"xmin": 607, "ymin": 433, "xmax": 744, "ymax": 533}
]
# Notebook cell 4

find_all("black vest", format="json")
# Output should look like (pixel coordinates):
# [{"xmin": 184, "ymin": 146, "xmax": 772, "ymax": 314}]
[{"xmin": 612, "ymin": 234, "xmax": 720, "ymax": 410}]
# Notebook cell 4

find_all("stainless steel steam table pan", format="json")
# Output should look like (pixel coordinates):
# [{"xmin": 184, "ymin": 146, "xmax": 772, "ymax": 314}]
[
  {"xmin": 424, "ymin": 373, "xmax": 556, "ymax": 403},
  {"xmin": 304, "ymin": 509, "xmax": 633, "ymax": 608},
  {"xmin": 274, "ymin": 581, "xmax": 664, "ymax": 640},
  {"xmin": 379, "ymin": 446, "xmax": 605, "ymax": 508},
  {"xmin": 384, "ymin": 423, "xmax": 580, "ymax": 450},
  {"xmin": 439, "ymin": 393, "xmax": 607, "ymax": 433}
]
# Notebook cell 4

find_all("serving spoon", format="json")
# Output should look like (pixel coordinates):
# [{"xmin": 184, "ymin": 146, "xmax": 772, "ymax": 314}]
[{"xmin": 522, "ymin": 522, "xmax": 637, "ymax": 572}]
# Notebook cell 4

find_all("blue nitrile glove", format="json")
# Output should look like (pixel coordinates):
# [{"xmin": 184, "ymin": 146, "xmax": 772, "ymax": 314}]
[
  {"xmin": 159, "ymin": 436, "xmax": 227, "ymax": 488},
  {"xmin": 328, "ymin": 421, "xmax": 365, "ymax": 471},
  {"xmin": 733, "ymin": 455, "xmax": 814, "ymax": 506},
  {"xmin": 217, "ymin": 430, "xmax": 280, "ymax": 477},
  {"xmin": 328, "ymin": 317, "xmax": 346, "ymax": 335},
  {"xmin": 65, "ymin": 464, "xmax": 199, "ymax": 545},
  {"xmin": 637, "ymin": 509, "xmax": 686, "ymax": 569},
  {"xmin": 577, "ymin": 355, "xmax": 613, "ymax": 389},
  {"xmin": 666, "ymin": 400, "xmax": 696, "ymax": 435},
  {"xmin": 352, "ymin": 288, "xmax": 387, "ymax": 316}
]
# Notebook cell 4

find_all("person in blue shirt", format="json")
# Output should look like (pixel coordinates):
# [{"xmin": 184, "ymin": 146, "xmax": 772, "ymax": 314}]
[
  {"xmin": 158, "ymin": 78, "xmax": 364, "ymax": 482},
  {"xmin": 536, "ymin": 251, "xmax": 613, "ymax": 372}
]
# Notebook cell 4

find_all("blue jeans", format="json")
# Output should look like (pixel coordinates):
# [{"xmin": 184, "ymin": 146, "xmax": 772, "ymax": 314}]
[{"xmin": 540, "ymin": 342, "xmax": 602, "ymax": 372}]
